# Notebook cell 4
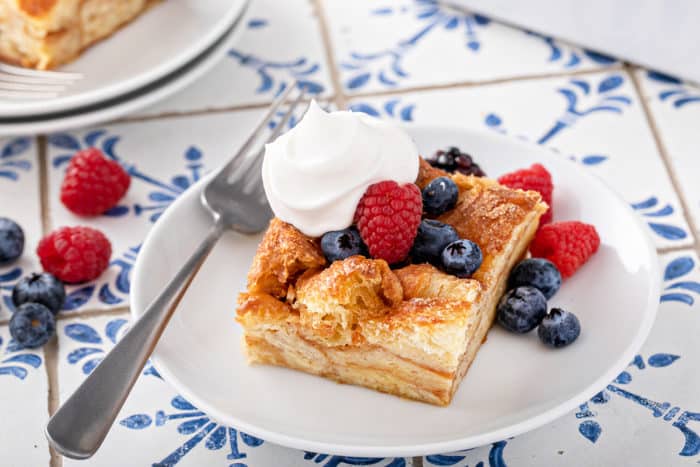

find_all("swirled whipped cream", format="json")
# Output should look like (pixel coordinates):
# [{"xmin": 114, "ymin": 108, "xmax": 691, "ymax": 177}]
[{"xmin": 262, "ymin": 100, "xmax": 419, "ymax": 237}]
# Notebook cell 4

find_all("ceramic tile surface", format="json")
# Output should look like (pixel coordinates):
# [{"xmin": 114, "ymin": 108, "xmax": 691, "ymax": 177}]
[
  {"xmin": 322, "ymin": 0, "xmax": 618, "ymax": 94},
  {"xmin": 3, "ymin": 0, "xmax": 700, "ymax": 465},
  {"xmin": 424, "ymin": 251, "xmax": 700, "ymax": 466},
  {"xmin": 137, "ymin": 0, "xmax": 334, "ymax": 117},
  {"xmin": 45, "ymin": 110, "xmax": 265, "ymax": 313},
  {"xmin": 636, "ymin": 68, "xmax": 700, "ymax": 235},
  {"xmin": 57, "ymin": 314, "xmax": 411, "ymax": 467},
  {"xmin": 0, "ymin": 324, "xmax": 50, "ymax": 467},
  {"xmin": 0, "ymin": 136, "xmax": 42, "ymax": 322},
  {"xmin": 348, "ymin": 70, "xmax": 694, "ymax": 248}
]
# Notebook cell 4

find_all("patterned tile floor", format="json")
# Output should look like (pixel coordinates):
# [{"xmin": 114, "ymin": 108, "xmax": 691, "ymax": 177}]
[{"xmin": 1, "ymin": 0, "xmax": 699, "ymax": 465}]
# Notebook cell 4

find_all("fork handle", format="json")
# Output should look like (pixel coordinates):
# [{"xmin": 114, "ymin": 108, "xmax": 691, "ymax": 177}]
[{"xmin": 46, "ymin": 219, "xmax": 225, "ymax": 459}]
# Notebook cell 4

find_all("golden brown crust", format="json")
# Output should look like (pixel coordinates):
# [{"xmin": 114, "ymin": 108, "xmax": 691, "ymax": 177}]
[
  {"xmin": 236, "ymin": 156, "xmax": 547, "ymax": 405},
  {"xmin": 294, "ymin": 256, "xmax": 402, "ymax": 346},
  {"xmin": 395, "ymin": 264, "xmax": 481, "ymax": 302},
  {"xmin": 415, "ymin": 157, "xmax": 449, "ymax": 189},
  {"xmin": 17, "ymin": 0, "xmax": 57, "ymax": 17},
  {"xmin": 247, "ymin": 218, "xmax": 326, "ymax": 299}
]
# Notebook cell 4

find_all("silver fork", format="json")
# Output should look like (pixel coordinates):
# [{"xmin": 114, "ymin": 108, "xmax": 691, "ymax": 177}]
[
  {"xmin": 0, "ymin": 63, "xmax": 83, "ymax": 99},
  {"xmin": 45, "ymin": 83, "xmax": 307, "ymax": 459}
]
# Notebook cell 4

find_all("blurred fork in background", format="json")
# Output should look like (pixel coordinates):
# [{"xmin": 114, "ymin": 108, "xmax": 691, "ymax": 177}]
[{"xmin": 0, "ymin": 62, "xmax": 83, "ymax": 99}]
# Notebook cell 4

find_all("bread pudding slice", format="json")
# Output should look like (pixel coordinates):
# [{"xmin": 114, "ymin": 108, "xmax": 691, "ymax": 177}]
[
  {"xmin": 0, "ymin": 0, "xmax": 154, "ymax": 69},
  {"xmin": 236, "ymin": 159, "xmax": 547, "ymax": 405}
]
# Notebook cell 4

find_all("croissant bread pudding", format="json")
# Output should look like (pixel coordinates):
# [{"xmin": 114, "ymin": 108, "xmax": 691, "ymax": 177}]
[
  {"xmin": 0, "ymin": 0, "xmax": 154, "ymax": 69},
  {"xmin": 236, "ymin": 102, "xmax": 548, "ymax": 406}
]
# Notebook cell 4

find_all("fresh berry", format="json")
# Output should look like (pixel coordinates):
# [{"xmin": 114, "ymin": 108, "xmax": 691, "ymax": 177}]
[
  {"xmin": 60, "ymin": 148, "xmax": 131, "ymax": 216},
  {"xmin": 497, "ymin": 286, "xmax": 547, "ymax": 333},
  {"xmin": 441, "ymin": 239, "xmax": 483, "ymax": 278},
  {"xmin": 12, "ymin": 273, "xmax": 66, "ymax": 315},
  {"xmin": 9, "ymin": 303, "xmax": 56, "ymax": 349},
  {"xmin": 427, "ymin": 147, "xmax": 486, "ymax": 177},
  {"xmin": 0, "ymin": 217, "xmax": 24, "ymax": 264},
  {"xmin": 321, "ymin": 227, "xmax": 367, "ymax": 263},
  {"xmin": 411, "ymin": 219, "xmax": 460, "ymax": 265},
  {"xmin": 508, "ymin": 258, "xmax": 562, "ymax": 299},
  {"xmin": 538, "ymin": 308, "xmax": 581, "ymax": 348},
  {"xmin": 498, "ymin": 163, "xmax": 553, "ymax": 224},
  {"xmin": 422, "ymin": 176, "xmax": 459, "ymax": 216},
  {"xmin": 354, "ymin": 181, "xmax": 422, "ymax": 264},
  {"xmin": 530, "ymin": 221, "xmax": 600, "ymax": 279},
  {"xmin": 37, "ymin": 226, "xmax": 112, "ymax": 283}
]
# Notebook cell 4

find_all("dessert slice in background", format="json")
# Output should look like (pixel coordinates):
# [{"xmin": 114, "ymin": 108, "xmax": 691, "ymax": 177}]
[{"xmin": 0, "ymin": 0, "xmax": 154, "ymax": 69}]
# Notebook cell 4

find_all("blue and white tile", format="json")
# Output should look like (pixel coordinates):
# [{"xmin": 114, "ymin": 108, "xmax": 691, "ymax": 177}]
[
  {"xmin": 57, "ymin": 313, "xmax": 411, "ymax": 466},
  {"xmin": 45, "ymin": 110, "xmax": 269, "ymax": 313},
  {"xmin": 322, "ymin": 0, "xmax": 618, "ymax": 95},
  {"xmin": 46, "ymin": 100, "xmax": 323, "ymax": 314},
  {"xmin": 0, "ymin": 324, "xmax": 50, "ymax": 466},
  {"xmin": 0, "ymin": 136, "xmax": 42, "ymax": 322},
  {"xmin": 137, "ymin": 0, "xmax": 334, "ymax": 117},
  {"xmin": 636, "ymin": 68, "xmax": 700, "ymax": 235},
  {"xmin": 424, "ymin": 251, "xmax": 700, "ymax": 466},
  {"xmin": 348, "ymin": 70, "xmax": 693, "ymax": 248}
]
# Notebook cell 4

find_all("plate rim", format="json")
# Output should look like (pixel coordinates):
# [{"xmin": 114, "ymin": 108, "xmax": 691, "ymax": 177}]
[
  {"xmin": 0, "ymin": 5, "xmax": 249, "ymax": 137},
  {"xmin": 0, "ymin": 0, "xmax": 248, "ymax": 118},
  {"xmin": 130, "ymin": 125, "xmax": 660, "ymax": 457}
]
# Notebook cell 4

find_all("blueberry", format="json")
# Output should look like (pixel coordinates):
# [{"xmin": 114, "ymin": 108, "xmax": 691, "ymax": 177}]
[
  {"xmin": 508, "ymin": 258, "xmax": 562, "ymax": 299},
  {"xmin": 441, "ymin": 239, "xmax": 482, "ymax": 277},
  {"xmin": 0, "ymin": 217, "xmax": 24, "ymax": 265},
  {"xmin": 9, "ymin": 303, "xmax": 56, "ymax": 349},
  {"xmin": 12, "ymin": 273, "xmax": 66, "ymax": 315},
  {"xmin": 411, "ymin": 219, "xmax": 460, "ymax": 265},
  {"xmin": 422, "ymin": 176, "xmax": 459, "ymax": 215},
  {"xmin": 497, "ymin": 286, "xmax": 547, "ymax": 333},
  {"xmin": 538, "ymin": 308, "xmax": 581, "ymax": 348},
  {"xmin": 321, "ymin": 227, "xmax": 367, "ymax": 262}
]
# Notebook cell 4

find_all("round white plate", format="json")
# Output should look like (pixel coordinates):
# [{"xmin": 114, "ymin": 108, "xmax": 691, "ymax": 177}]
[
  {"xmin": 131, "ymin": 126, "xmax": 660, "ymax": 457},
  {"xmin": 0, "ymin": 0, "xmax": 248, "ymax": 118},
  {"xmin": 0, "ymin": 11, "xmax": 246, "ymax": 137}
]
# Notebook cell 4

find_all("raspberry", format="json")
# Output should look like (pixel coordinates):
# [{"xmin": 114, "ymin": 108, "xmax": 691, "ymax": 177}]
[
  {"xmin": 60, "ymin": 148, "xmax": 131, "ymax": 216},
  {"xmin": 354, "ymin": 181, "xmax": 422, "ymax": 264},
  {"xmin": 37, "ymin": 226, "xmax": 112, "ymax": 283},
  {"xmin": 529, "ymin": 221, "xmax": 600, "ymax": 279},
  {"xmin": 498, "ymin": 163, "xmax": 553, "ymax": 224}
]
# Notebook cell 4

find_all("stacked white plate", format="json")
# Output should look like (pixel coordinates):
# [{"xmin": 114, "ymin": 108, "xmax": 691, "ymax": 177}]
[{"xmin": 0, "ymin": 0, "xmax": 249, "ymax": 136}]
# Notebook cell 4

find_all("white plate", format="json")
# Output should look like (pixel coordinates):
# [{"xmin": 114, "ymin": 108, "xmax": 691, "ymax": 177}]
[
  {"xmin": 131, "ymin": 126, "xmax": 660, "ymax": 457},
  {"xmin": 0, "ymin": 0, "xmax": 247, "ymax": 118},
  {"xmin": 0, "ymin": 12, "xmax": 246, "ymax": 137}
]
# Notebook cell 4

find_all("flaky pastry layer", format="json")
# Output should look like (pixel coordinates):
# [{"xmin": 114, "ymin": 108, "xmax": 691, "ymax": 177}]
[{"xmin": 236, "ymin": 158, "xmax": 547, "ymax": 405}]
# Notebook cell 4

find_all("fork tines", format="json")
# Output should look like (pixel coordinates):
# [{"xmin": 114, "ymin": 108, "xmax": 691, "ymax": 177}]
[
  {"xmin": 221, "ymin": 81, "xmax": 311, "ymax": 185},
  {"xmin": 0, "ymin": 62, "xmax": 83, "ymax": 100}
]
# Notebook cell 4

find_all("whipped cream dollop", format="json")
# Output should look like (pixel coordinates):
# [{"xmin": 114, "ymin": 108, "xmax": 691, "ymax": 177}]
[{"xmin": 262, "ymin": 100, "xmax": 419, "ymax": 237}]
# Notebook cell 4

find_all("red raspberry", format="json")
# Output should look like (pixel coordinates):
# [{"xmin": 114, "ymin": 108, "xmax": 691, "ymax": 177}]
[
  {"xmin": 60, "ymin": 148, "xmax": 131, "ymax": 216},
  {"xmin": 37, "ymin": 226, "xmax": 112, "ymax": 283},
  {"xmin": 498, "ymin": 163, "xmax": 553, "ymax": 225},
  {"xmin": 530, "ymin": 221, "xmax": 600, "ymax": 279},
  {"xmin": 354, "ymin": 181, "xmax": 422, "ymax": 264}
]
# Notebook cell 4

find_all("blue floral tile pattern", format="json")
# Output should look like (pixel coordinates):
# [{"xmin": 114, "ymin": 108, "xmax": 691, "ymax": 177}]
[
  {"xmin": 348, "ymin": 70, "xmax": 693, "ymax": 247},
  {"xmin": 424, "ymin": 251, "xmax": 700, "ymax": 466},
  {"xmin": 0, "ymin": 325, "xmax": 49, "ymax": 466},
  {"xmin": 636, "ymin": 68, "xmax": 700, "ymax": 235},
  {"xmin": 0, "ymin": 136, "xmax": 43, "ymax": 322},
  {"xmin": 57, "ymin": 314, "xmax": 411, "ymax": 467},
  {"xmin": 322, "ymin": 0, "xmax": 617, "ymax": 94},
  {"xmin": 137, "ymin": 0, "xmax": 333, "ymax": 117},
  {"xmin": 45, "ymin": 109, "xmax": 278, "ymax": 313}
]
